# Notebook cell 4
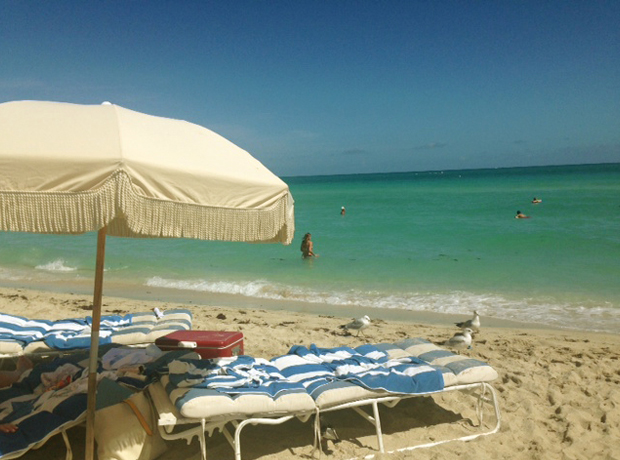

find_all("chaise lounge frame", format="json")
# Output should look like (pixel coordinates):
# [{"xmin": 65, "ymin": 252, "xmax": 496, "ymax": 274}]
[
  {"xmin": 1, "ymin": 416, "xmax": 86, "ymax": 460},
  {"xmin": 148, "ymin": 374, "xmax": 501, "ymax": 460},
  {"xmin": 317, "ymin": 381, "xmax": 501, "ymax": 458},
  {"xmin": 147, "ymin": 379, "xmax": 319, "ymax": 460}
]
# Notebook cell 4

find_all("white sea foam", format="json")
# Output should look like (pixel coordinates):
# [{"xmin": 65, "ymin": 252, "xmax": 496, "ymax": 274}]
[
  {"xmin": 146, "ymin": 276, "xmax": 300, "ymax": 299},
  {"xmin": 145, "ymin": 276, "xmax": 620, "ymax": 334},
  {"xmin": 35, "ymin": 259, "xmax": 77, "ymax": 272},
  {"xmin": 0, "ymin": 268, "xmax": 27, "ymax": 281}
]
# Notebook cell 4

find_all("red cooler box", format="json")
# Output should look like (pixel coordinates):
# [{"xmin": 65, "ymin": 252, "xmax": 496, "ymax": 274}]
[{"xmin": 155, "ymin": 331, "xmax": 244, "ymax": 359}]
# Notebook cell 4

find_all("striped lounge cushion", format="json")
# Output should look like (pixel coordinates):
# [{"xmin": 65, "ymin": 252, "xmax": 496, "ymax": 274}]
[
  {"xmin": 272, "ymin": 344, "xmax": 445, "ymax": 409},
  {"xmin": 0, "ymin": 348, "xmax": 198, "ymax": 458},
  {"xmin": 0, "ymin": 309, "xmax": 193, "ymax": 355},
  {"xmin": 375, "ymin": 338, "xmax": 498, "ymax": 387},
  {"xmin": 271, "ymin": 352, "xmax": 384, "ymax": 409},
  {"xmin": 163, "ymin": 357, "xmax": 316, "ymax": 421},
  {"xmin": 110, "ymin": 309, "xmax": 193, "ymax": 345}
]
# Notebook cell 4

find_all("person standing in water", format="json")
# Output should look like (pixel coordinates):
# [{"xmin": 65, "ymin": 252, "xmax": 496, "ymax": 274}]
[
  {"xmin": 341, "ymin": 206, "xmax": 346, "ymax": 216},
  {"xmin": 301, "ymin": 233, "xmax": 318, "ymax": 258}
]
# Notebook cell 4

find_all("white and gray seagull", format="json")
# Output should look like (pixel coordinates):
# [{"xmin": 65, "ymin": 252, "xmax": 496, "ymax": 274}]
[
  {"xmin": 340, "ymin": 315, "xmax": 371, "ymax": 337},
  {"xmin": 320, "ymin": 416, "xmax": 340, "ymax": 444},
  {"xmin": 455, "ymin": 310, "xmax": 480, "ymax": 331},
  {"xmin": 444, "ymin": 328, "xmax": 474, "ymax": 350}
]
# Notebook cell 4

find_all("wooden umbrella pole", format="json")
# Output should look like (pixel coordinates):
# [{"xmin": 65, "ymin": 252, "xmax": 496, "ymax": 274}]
[{"xmin": 85, "ymin": 227, "xmax": 107, "ymax": 460}]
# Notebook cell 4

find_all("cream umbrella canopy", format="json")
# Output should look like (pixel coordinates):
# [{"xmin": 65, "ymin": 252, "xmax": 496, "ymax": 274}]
[{"xmin": 0, "ymin": 100, "xmax": 294, "ymax": 459}]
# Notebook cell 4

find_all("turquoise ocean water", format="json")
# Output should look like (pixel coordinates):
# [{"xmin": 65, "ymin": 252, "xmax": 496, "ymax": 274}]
[{"xmin": 1, "ymin": 163, "xmax": 619, "ymax": 334}]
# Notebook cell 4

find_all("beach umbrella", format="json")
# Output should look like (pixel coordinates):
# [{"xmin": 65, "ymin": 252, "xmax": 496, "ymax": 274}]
[{"xmin": 0, "ymin": 100, "xmax": 295, "ymax": 459}]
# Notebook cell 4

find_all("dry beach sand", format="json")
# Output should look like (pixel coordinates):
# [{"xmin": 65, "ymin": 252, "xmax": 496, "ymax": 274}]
[{"xmin": 1, "ymin": 287, "xmax": 618, "ymax": 460}]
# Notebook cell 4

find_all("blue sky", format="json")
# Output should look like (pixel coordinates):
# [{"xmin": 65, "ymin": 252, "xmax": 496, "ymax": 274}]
[{"xmin": 1, "ymin": 1, "xmax": 619, "ymax": 176}]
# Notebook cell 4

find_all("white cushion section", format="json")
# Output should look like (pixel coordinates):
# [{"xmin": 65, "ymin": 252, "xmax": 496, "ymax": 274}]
[
  {"xmin": 111, "ymin": 331, "xmax": 147, "ymax": 345},
  {"xmin": 380, "ymin": 348, "xmax": 411, "ymax": 359},
  {"xmin": 129, "ymin": 312, "xmax": 158, "ymax": 324},
  {"xmin": 163, "ymin": 377, "xmax": 316, "ymax": 421},
  {"xmin": 0, "ymin": 340, "xmax": 25, "ymax": 354},
  {"xmin": 432, "ymin": 354, "xmax": 471, "ymax": 366},
  {"xmin": 439, "ymin": 372, "xmax": 458, "ymax": 387},
  {"xmin": 157, "ymin": 311, "xmax": 193, "ymax": 322},
  {"xmin": 110, "ymin": 310, "xmax": 192, "ymax": 345},
  {"xmin": 312, "ymin": 382, "xmax": 387, "ymax": 409},
  {"xmin": 144, "ymin": 323, "xmax": 190, "ymax": 342},
  {"xmin": 446, "ymin": 364, "xmax": 498, "ymax": 385},
  {"xmin": 399, "ymin": 342, "xmax": 438, "ymax": 356}
]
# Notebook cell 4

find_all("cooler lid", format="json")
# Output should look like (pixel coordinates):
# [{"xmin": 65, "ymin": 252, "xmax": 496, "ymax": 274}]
[{"xmin": 156, "ymin": 330, "xmax": 243, "ymax": 347}]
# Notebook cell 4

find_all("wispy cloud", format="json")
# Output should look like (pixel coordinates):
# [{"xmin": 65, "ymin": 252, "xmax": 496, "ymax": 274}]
[
  {"xmin": 341, "ymin": 148, "xmax": 370, "ymax": 156},
  {"xmin": 412, "ymin": 142, "xmax": 447, "ymax": 151}
]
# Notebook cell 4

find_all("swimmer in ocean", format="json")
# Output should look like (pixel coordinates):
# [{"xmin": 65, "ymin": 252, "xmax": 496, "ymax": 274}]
[{"xmin": 515, "ymin": 210, "xmax": 529, "ymax": 219}]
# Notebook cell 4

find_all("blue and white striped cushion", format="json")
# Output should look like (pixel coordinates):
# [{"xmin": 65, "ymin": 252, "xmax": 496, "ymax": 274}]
[
  {"xmin": 375, "ymin": 338, "xmax": 498, "ymax": 386},
  {"xmin": 0, "ymin": 309, "xmax": 193, "ymax": 355},
  {"xmin": 0, "ymin": 348, "xmax": 195, "ymax": 458},
  {"xmin": 168, "ymin": 357, "xmax": 308, "ymax": 397},
  {"xmin": 164, "ymin": 356, "xmax": 316, "ymax": 421},
  {"xmin": 271, "ymin": 344, "xmax": 444, "ymax": 408},
  {"xmin": 110, "ymin": 309, "xmax": 193, "ymax": 345},
  {"xmin": 0, "ymin": 314, "xmax": 83, "ymax": 345},
  {"xmin": 0, "ymin": 358, "xmax": 88, "ymax": 459}
]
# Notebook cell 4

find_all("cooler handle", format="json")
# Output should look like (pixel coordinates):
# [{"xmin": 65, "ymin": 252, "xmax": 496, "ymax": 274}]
[{"xmin": 178, "ymin": 341, "xmax": 197, "ymax": 348}]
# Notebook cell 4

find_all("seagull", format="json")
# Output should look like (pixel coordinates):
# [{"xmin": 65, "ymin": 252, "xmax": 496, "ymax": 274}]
[
  {"xmin": 311, "ymin": 416, "xmax": 341, "ymax": 455},
  {"xmin": 444, "ymin": 328, "xmax": 474, "ymax": 350},
  {"xmin": 455, "ymin": 310, "xmax": 480, "ymax": 331},
  {"xmin": 340, "ymin": 315, "xmax": 371, "ymax": 337},
  {"xmin": 321, "ymin": 418, "xmax": 340, "ymax": 443}
]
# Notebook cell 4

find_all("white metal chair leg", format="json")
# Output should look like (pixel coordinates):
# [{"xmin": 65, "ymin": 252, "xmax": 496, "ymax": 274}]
[
  {"xmin": 234, "ymin": 420, "xmax": 251, "ymax": 460},
  {"xmin": 62, "ymin": 430, "xmax": 72, "ymax": 460},
  {"xmin": 221, "ymin": 424, "xmax": 235, "ymax": 450},
  {"xmin": 199, "ymin": 419, "xmax": 207, "ymax": 460},
  {"xmin": 371, "ymin": 402, "xmax": 384, "ymax": 453},
  {"xmin": 351, "ymin": 402, "xmax": 384, "ymax": 453},
  {"xmin": 232, "ymin": 415, "xmax": 304, "ymax": 460},
  {"xmin": 335, "ymin": 382, "xmax": 501, "ymax": 459}
]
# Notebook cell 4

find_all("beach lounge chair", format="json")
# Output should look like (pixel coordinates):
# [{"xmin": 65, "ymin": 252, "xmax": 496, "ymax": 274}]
[
  {"xmin": 0, "ymin": 309, "xmax": 193, "ymax": 359},
  {"xmin": 147, "ymin": 356, "xmax": 318, "ymax": 460},
  {"xmin": 271, "ymin": 342, "xmax": 452, "ymax": 454},
  {"xmin": 149, "ymin": 340, "xmax": 499, "ymax": 459},
  {"xmin": 280, "ymin": 339, "xmax": 500, "ymax": 456},
  {"xmin": 0, "ymin": 346, "xmax": 199, "ymax": 459},
  {"xmin": 0, "ymin": 349, "xmax": 95, "ymax": 459},
  {"xmin": 353, "ymin": 338, "xmax": 501, "ymax": 455}
]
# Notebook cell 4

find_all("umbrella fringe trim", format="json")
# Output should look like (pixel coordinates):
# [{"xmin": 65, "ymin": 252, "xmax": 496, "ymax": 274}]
[{"xmin": 0, "ymin": 170, "xmax": 294, "ymax": 244}]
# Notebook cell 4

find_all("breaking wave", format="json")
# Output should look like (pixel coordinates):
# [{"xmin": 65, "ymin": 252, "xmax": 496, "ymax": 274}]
[
  {"xmin": 145, "ymin": 276, "xmax": 620, "ymax": 334},
  {"xmin": 35, "ymin": 259, "xmax": 77, "ymax": 272}
]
